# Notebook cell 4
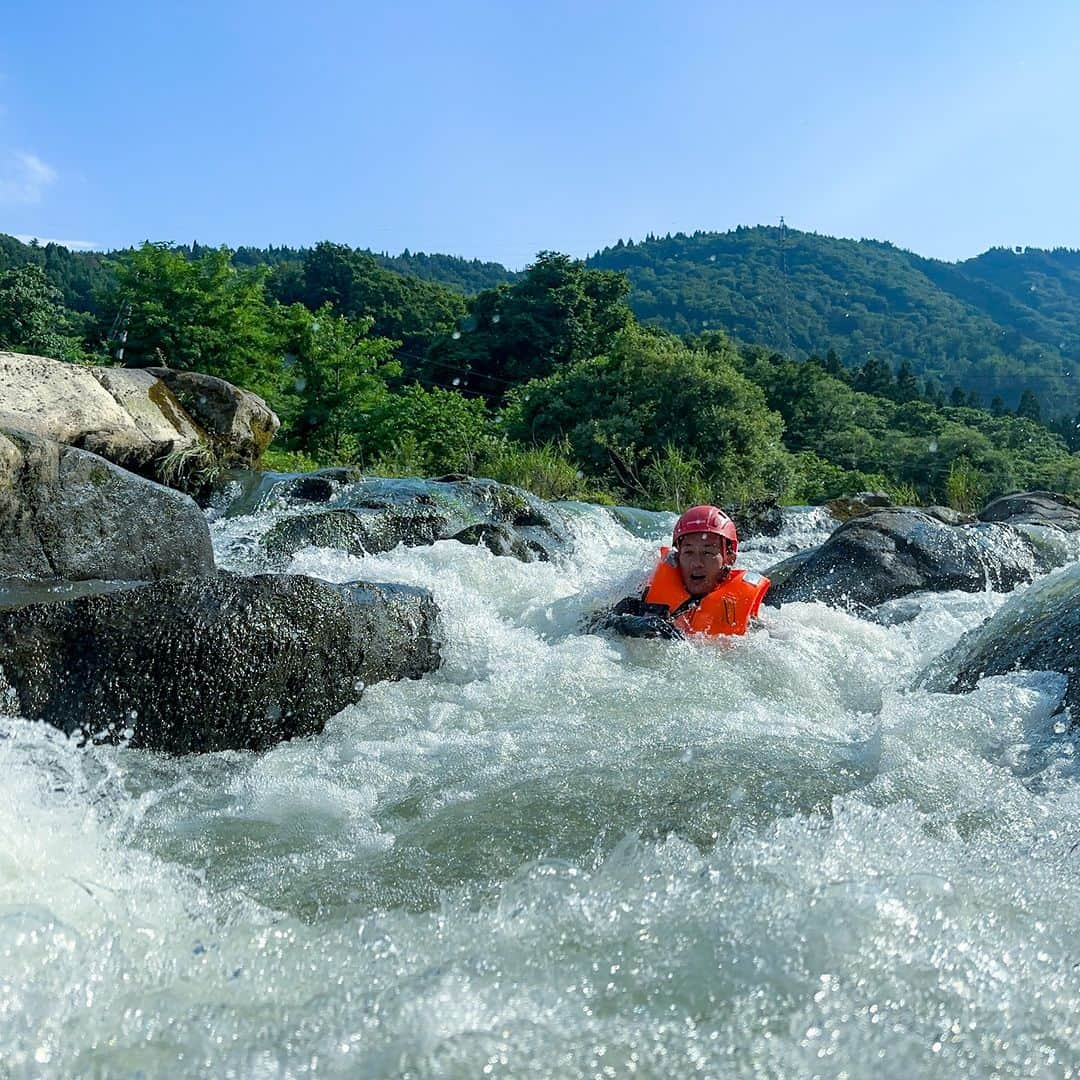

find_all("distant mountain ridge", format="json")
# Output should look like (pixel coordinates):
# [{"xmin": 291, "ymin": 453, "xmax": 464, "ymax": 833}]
[{"xmin": 587, "ymin": 226, "xmax": 1079, "ymax": 412}]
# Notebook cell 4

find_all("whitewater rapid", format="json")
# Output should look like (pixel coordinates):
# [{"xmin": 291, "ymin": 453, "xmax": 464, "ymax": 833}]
[{"xmin": 2, "ymin": 500, "xmax": 1078, "ymax": 1077}]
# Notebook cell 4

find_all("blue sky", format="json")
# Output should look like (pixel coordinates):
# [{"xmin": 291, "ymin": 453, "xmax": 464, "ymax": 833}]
[{"xmin": 2, "ymin": 1, "xmax": 1078, "ymax": 266}]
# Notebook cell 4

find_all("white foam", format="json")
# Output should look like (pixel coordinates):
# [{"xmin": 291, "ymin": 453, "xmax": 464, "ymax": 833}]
[{"xmin": 1, "ymin": 504, "xmax": 1076, "ymax": 1076}]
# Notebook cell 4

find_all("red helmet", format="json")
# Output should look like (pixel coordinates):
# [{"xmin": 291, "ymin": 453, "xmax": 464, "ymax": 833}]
[{"xmin": 672, "ymin": 505, "xmax": 738, "ymax": 560}]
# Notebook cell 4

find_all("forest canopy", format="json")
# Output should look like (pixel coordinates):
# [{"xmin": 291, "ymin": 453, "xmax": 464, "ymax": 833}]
[{"xmin": 1, "ymin": 230, "xmax": 1077, "ymax": 508}]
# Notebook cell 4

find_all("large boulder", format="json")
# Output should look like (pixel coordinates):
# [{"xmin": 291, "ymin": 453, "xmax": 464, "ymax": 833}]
[
  {"xmin": 765, "ymin": 506, "xmax": 1046, "ymax": 612},
  {"xmin": 0, "ymin": 351, "xmax": 278, "ymax": 481},
  {"xmin": 919, "ymin": 562, "xmax": 1080, "ymax": 723},
  {"xmin": 0, "ymin": 351, "xmax": 182, "ymax": 470},
  {"xmin": 255, "ymin": 474, "xmax": 574, "ymax": 563},
  {"xmin": 0, "ymin": 571, "xmax": 441, "ymax": 754},
  {"xmin": 0, "ymin": 428, "xmax": 214, "ymax": 582},
  {"xmin": 146, "ymin": 367, "xmax": 279, "ymax": 466}
]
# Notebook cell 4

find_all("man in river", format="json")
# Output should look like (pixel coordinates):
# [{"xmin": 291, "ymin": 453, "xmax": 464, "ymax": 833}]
[{"xmin": 591, "ymin": 505, "xmax": 770, "ymax": 639}]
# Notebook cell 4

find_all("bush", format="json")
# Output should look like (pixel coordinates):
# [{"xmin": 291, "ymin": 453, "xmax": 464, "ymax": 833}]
[
  {"xmin": 477, "ymin": 438, "xmax": 613, "ymax": 502},
  {"xmin": 260, "ymin": 448, "xmax": 325, "ymax": 473},
  {"xmin": 362, "ymin": 384, "xmax": 493, "ymax": 476},
  {"xmin": 943, "ymin": 456, "xmax": 987, "ymax": 512},
  {"xmin": 784, "ymin": 451, "xmax": 894, "ymax": 505}
]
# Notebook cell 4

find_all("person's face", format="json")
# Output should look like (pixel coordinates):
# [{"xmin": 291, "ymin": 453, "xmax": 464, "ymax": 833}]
[{"xmin": 676, "ymin": 533, "xmax": 731, "ymax": 597}]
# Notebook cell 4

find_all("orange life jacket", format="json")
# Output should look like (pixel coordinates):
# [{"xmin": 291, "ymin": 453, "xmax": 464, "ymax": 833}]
[{"xmin": 643, "ymin": 547, "xmax": 770, "ymax": 637}]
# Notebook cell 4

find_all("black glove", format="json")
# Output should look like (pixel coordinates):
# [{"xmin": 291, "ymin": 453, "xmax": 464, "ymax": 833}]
[
  {"xmin": 587, "ymin": 596, "xmax": 683, "ymax": 640},
  {"xmin": 604, "ymin": 612, "xmax": 683, "ymax": 640}
]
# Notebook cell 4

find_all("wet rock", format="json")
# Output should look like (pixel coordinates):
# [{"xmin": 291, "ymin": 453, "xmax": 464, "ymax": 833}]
[
  {"xmin": 452, "ymin": 523, "xmax": 538, "ymax": 562},
  {"xmin": 264, "ymin": 506, "xmax": 446, "ymax": 558},
  {"xmin": 923, "ymin": 505, "xmax": 976, "ymax": 526},
  {"xmin": 978, "ymin": 490, "xmax": 1080, "ymax": 532},
  {"xmin": 258, "ymin": 475, "xmax": 573, "ymax": 562},
  {"xmin": 764, "ymin": 507, "xmax": 1045, "ymax": 612},
  {"xmin": 0, "ymin": 428, "xmax": 214, "ymax": 582},
  {"xmin": 0, "ymin": 579, "xmax": 144, "ymax": 612},
  {"xmin": 0, "ymin": 571, "xmax": 441, "ymax": 754},
  {"xmin": 919, "ymin": 562, "xmax": 1080, "ymax": 723},
  {"xmin": 288, "ymin": 474, "xmax": 343, "ymax": 502}
]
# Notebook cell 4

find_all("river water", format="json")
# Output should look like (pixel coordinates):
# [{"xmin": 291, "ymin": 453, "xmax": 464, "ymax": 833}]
[{"xmin": 2, "ymin": 499, "xmax": 1078, "ymax": 1078}]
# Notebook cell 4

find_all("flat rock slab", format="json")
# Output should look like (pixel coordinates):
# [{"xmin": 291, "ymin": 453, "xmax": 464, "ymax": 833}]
[
  {"xmin": 0, "ymin": 427, "xmax": 214, "ymax": 582},
  {"xmin": 0, "ymin": 571, "xmax": 441, "ymax": 754},
  {"xmin": 919, "ymin": 562, "xmax": 1080, "ymax": 723}
]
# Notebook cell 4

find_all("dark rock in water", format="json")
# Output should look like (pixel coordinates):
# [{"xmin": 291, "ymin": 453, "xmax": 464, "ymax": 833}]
[
  {"xmin": 826, "ymin": 491, "xmax": 892, "ymax": 521},
  {"xmin": 0, "ymin": 571, "xmax": 441, "ymax": 754},
  {"xmin": 762, "ymin": 547, "xmax": 817, "ymax": 596},
  {"xmin": 452, "ymin": 523, "xmax": 540, "ymax": 562},
  {"xmin": 264, "ymin": 507, "xmax": 446, "ymax": 558},
  {"xmin": 268, "ymin": 469, "xmax": 355, "ymax": 504},
  {"xmin": 919, "ymin": 562, "xmax": 1080, "ymax": 723},
  {"xmin": 259, "ymin": 475, "xmax": 573, "ymax": 563},
  {"xmin": 923, "ymin": 505, "xmax": 976, "ymax": 526},
  {"xmin": 978, "ymin": 491, "xmax": 1080, "ymax": 532},
  {"xmin": 0, "ymin": 578, "xmax": 144, "ymax": 612},
  {"xmin": 0, "ymin": 427, "xmax": 214, "ymax": 582},
  {"xmin": 288, "ymin": 474, "xmax": 343, "ymax": 503},
  {"xmin": 728, "ymin": 498, "xmax": 783, "ymax": 539},
  {"xmin": 764, "ymin": 507, "xmax": 1043, "ymax": 612}
]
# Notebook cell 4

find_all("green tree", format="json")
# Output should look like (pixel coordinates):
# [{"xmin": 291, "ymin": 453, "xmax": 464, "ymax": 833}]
[
  {"xmin": 504, "ymin": 326, "xmax": 789, "ymax": 505},
  {"xmin": 275, "ymin": 241, "xmax": 466, "ymax": 357},
  {"xmin": 423, "ymin": 251, "xmax": 633, "ymax": 401},
  {"xmin": 104, "ymin": 243, "xmax": 283, "ymax": 396},
  {"xmin": 853, "ymin": 357, "xmax": 895, "ymax": 397},
  {"xmin": 893, "ymin": 360, "xmax": 921, "ymax": 402},
  {"xmin": 281, "ymin": 304, "xmax": 399, "ymax": 459},
  {"xmin": 0, "ymin": 264, "xmax": 83, "ymax": 360},
  {"xmin": 1016, "ymin": 388, "xmax": 1043, "ymax": 422},
  {"xmin": 363, "ymin": 383, "xmax": 491, "ymax": 475}
]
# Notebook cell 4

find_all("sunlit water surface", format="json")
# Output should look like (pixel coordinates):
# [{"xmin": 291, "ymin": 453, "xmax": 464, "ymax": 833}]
[{"xmin": 2, "ymin": 503, "xmax": 1078, "ymax": 1078}]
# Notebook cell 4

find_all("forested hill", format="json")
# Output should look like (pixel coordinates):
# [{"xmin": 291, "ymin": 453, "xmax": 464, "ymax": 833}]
[
  {"xmin": 587, "ymin": 227, "xmax": 1079, "ymax": 412},
  {"xmin": 234, "ymin": 245, "xmax": 516, "ymax": 295},
  {"xmin": 3, "ymin": 226, "xmax": 1079, "ymax": 412}
]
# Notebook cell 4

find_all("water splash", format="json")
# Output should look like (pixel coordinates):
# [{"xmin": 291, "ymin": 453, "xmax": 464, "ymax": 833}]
[{"xmin": 1, "ymin": 503, "xmax": 1077, "ymax": 1077}]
